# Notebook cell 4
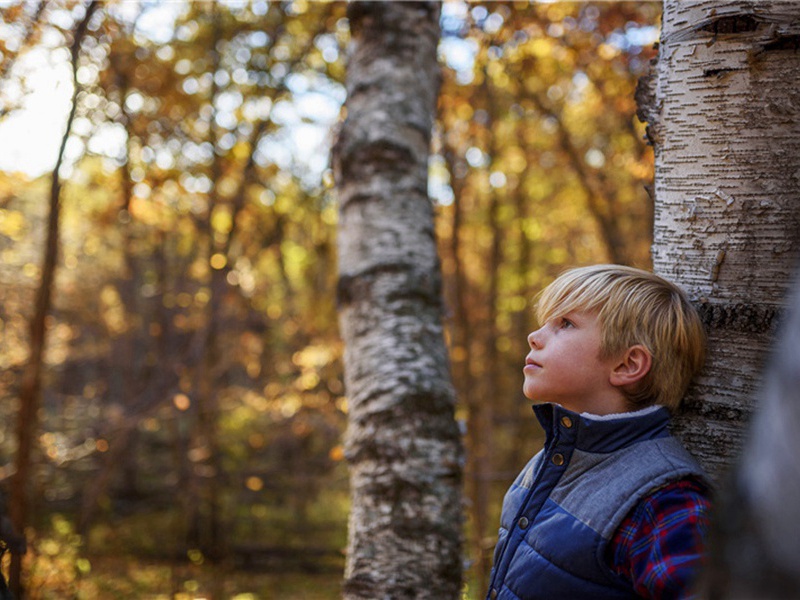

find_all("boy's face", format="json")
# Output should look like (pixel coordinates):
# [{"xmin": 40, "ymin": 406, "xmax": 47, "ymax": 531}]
[{"xmin": 523, "ymin": 310, "xmax": 628, "ymax": 415}]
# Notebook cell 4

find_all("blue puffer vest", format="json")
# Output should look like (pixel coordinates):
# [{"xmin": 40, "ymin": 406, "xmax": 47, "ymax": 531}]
[{"xmin": 485, "ymin": 403, "xmax": 708, "ymax": 600}]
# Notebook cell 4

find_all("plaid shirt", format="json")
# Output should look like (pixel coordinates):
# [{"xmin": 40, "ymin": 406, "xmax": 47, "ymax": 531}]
[{"xmin": 608, "ymin": 477, "xmax": 711, "ymax": 599}]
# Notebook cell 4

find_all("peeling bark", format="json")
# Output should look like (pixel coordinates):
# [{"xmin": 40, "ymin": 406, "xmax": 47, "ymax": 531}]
[
  {"xmin": 647, "ymin": 0, "xmax": 800, "ymax": 479},
  {"xmin": 332, "ymin": 3, "xmax": 463, "ymax": 599}
]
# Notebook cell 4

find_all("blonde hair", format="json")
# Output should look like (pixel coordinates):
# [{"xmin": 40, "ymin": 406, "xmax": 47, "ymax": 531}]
[{"xmin": 536, "ymin": 264, "xmax": 706, "ymax": 410}]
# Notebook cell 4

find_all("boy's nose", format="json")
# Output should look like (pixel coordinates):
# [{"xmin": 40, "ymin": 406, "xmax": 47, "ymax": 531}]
[{"xmin": 528, "ymin": 329, "xmax": 543, "ymax": 348}]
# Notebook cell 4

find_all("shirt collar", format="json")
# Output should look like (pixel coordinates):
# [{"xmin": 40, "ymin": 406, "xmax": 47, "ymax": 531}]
[{"xmin": 533, "ymin": 402, "xmax": 672, "ymax": 453}]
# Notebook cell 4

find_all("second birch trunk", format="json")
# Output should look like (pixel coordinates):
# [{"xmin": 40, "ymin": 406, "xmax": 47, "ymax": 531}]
[{"xmin": 332, "ymin": 3, "xmax": 464, "ymax": 599}]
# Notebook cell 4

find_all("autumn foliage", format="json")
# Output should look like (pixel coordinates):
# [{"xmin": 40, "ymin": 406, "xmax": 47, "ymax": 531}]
[{"xmin": 0, "ymin": 1, "xmax": 657, "ymax": 597}]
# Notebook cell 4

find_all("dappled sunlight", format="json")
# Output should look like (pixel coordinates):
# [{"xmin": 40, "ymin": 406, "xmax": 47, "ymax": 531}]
[{"xmin": 0, "ymin": 0, "xmax": 660, "ymax": 596}]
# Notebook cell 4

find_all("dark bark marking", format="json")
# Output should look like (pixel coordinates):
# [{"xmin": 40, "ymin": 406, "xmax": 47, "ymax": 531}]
[
  {"xmin": 696, "ymin": 301, "xmax": 783, "ymax": 334},
  {"xmin": 385, "ymin": 269, "xmax": 442, "ymax": 309},
  {"xmin": 762, "ymin": 34, "xmax": 800, "ymax": 52},
  {"xmin": 358, "ymin": 390, "xmax": 460, "ymax": 427},
  {"xmin": 343, "ymin": 573, "xmax": 378, "ymax": 599},
  {"xmin": 337, "ymin": 262, "xmax": 442, "ymax": 309},
  {"xmin": 335, "ymin": 137, "xmax": 418, "ymax": 183},
  {"xmin": 635, "ymin": 57, "xmax": 660, "ymax": 147},
  {"xmin": 347, "ymin": 1, "xmax": 439, "ymax": 39},
  {"xmin": 337, "ymin": 261, "xmax": 408, "ymax": 306},
  {"xmin": 698, "ymin": 14, "xmax": 759, "ymax": 36},
  {"xmin": 703, "ymin": 67, "xmax": 744, "ymax": 78},
  {"xmin": 345, "ymin": 395, "xmax": 462, "ymax": 464},
  {"xmin": 677, "ymin": 397, "xmax": 750, "ymax": 422}
]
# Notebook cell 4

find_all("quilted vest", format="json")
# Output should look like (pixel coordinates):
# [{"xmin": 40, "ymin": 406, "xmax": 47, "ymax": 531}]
[{"xmin": 485, "ymin": 402, "xmax": 708, "ymax": 600}]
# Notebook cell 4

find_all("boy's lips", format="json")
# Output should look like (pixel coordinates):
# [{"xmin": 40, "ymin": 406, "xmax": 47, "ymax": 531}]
[{"xmin": 524, "ymin": 357, "xmax": 542, "ymax": 369}]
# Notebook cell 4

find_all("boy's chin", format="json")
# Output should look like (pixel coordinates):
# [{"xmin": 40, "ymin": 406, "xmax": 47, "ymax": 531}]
[{"xmin": 522, "ymin": 379, "xmax": 544, "ymax": 400}]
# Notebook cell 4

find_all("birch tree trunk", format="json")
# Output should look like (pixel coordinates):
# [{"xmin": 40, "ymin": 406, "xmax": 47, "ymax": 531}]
[
  {"xmin": 332, "ymin": 3, "xmax": 464, "ymax": 598},
  {"xmin": 643, "ymin": 0, "xmax": 800, "ymax": 480}
]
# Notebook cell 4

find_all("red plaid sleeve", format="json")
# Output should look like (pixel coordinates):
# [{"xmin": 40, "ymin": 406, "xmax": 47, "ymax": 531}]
[{"xmin": 608, "ymin": 477, "xmax": 711, "ymax": 600}]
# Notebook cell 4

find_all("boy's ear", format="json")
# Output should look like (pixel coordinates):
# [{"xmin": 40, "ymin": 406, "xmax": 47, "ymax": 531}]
[{"xmin": 609, "ymin": 345, "xmax": 652, "ymax": 388}]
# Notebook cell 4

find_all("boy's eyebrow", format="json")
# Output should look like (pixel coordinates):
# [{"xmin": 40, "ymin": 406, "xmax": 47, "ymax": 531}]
[{"xmin": 550, "ymin": 309, "xmax": 588, "ymax": 323}]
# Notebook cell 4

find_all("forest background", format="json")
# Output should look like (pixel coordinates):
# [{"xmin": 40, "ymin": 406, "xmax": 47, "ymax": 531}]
[{"xmin": 0, "ymin": 0, "xmax": 661, "ymax": 598}]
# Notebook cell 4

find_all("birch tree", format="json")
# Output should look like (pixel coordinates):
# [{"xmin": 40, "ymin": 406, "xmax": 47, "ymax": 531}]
[
  {"xmin": 331, "ymin": 2, "xmax": 463, "ymax": 598},
  {"xmin": 641, "ymin": 0, "xmax": 800, "ymax": 480}
]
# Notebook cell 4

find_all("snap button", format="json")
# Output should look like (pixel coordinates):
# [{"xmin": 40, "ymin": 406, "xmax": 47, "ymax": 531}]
[
  {"xmin": 552, "ymin": 453, "xmax": 565, "ymax": 466},
  {"xmin": 560, "ymin": 416, "xmax": 573, "ymax": 428},
  {"xmin": 518, "ymin": 516, "xmax": 529, "ymax": 529},
  {"xmin": 490, "ymin": 589, "xmax": 498, "ymax": 600}
]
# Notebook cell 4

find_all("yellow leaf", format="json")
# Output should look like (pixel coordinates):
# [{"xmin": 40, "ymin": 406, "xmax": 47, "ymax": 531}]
[
  {"xmin": 0, "ymin": 210, "xmax": 26, "ymax": 240},
  {"xmin": 211, "ymin": 208, "xmax": 233, "ymax": 235},
  {"xmin": 329, "ymin": 445, "xmax": 345, "ymax": 462}
]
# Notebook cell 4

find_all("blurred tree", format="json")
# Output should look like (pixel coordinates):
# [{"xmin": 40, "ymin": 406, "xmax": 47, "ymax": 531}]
[
  {"xmin": 704, "ymin": 267, "xmax": 800, "ymax": 598},
  {"xmin": 643, "ymin": 0, "xmax": 800, "ymax": 480},
  {"xmin": 332, "ymin": 2, "xmax": 463, "ymax": 598},
  {"xmin": 9, "ymin": 2, "xmax": 100, "ymax": 596},
  {"xmin": 2, "ymin": 0, "xmax": 350, "ymax": 594},
  {"xmin": 435, "ymin": 2, "xmax": 659, "ymax": 591},
  {"xmin": 0, "ymin": 1, "xmax": 664, "ymax": 596},
  {"xmin": 71, "ymin": 0, "xmax": 345, "ymax": 542}
]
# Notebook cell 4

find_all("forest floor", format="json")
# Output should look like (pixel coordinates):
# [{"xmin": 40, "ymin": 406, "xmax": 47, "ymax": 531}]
[
  {"xmin": 16, "ymin": 510, "xmax": 347, "ymax": 599},
  {"xmin": 33, "ymin": 554, "xmax": 344, "ymax": 599}
]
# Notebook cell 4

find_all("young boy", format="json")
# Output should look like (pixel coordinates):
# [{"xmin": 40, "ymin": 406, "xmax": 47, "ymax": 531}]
[{"xmin": 486, "ymin": 265, "xmax": 712, "ymax": 600}]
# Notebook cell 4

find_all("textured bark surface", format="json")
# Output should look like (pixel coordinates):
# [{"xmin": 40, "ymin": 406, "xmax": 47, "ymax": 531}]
[
  {"xmin": 332, "ymin": 3, "xmax": 464, "ymax": 599},
  {"xmin": 649, "ymin": 0, "xmax": 800, "ymax": 480}
]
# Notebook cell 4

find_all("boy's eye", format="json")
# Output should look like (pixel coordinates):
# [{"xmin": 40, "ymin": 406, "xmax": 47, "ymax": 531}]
[{"xmin": 559, "ymin": 318, "xmax": 574, "ymax": 329}]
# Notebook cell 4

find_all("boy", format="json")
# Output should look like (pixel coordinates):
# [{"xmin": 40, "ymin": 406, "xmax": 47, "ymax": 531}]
[{"xmin": 486, "ymin": 265, "xmax": 711, "ymax": 600}]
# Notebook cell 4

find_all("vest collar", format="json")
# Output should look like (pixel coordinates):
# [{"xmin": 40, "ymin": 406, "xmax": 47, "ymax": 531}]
[{"xmin": 533, "ymin": 402, "xmax": 672, "ymax": 453}]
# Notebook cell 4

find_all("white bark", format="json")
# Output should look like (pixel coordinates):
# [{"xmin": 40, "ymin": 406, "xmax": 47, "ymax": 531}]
[
  {"xmin": 332, "ymin": 3, "xmax": 463, "ymax": 599},
  {"xmin": 649, "ymin": 0, "xmax": 800, "ymax": 480}
]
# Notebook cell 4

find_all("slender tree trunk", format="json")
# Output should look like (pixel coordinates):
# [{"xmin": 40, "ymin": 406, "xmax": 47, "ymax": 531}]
[
  {"xmin": 644, "ymin": 0, "xmax": 800, "ymax": 480},
  {"xmin": 8, "ymin": 2, "xmax": 100, "ymax": 596},
  {"xmin": 525, "ymin": 88, "xmax": 628, "ymax": 264},
  {"xmin": 441, "ymin": 144, "xmax": 472, "ymax": 427},
  {"xmin": 114, "ymin": 69, "xmax": 141, "ymax": 509},
  {"xmin": 80, "ymin": 46, "xmax": 143, "ymax": 534},
  {"xmin": 442, "ymin": 143, "xmax": 481, "ymax": 589},
  {"xmin": 332, "ymin": 3, "xmax": 464, "ymax": 598},
  {"xmin": 462, "ymin": 77, "xmax": 501, "ymax": 594},
  {"xmin": 510, "ymin": 182, "xmax": 535, "ymax": 471},
  {"xmin": 190, "ymin": 2, "xmax": 224, "ymax": 561}
]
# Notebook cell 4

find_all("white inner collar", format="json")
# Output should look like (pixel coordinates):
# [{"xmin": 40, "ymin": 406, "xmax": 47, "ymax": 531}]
[{"xmin": 578, "ymin": 404, "xmax": 663, "ymax": 421}]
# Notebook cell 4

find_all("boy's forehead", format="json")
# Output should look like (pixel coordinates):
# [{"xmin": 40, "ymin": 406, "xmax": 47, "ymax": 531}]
[
  {"xmin": 549, "ymin": 285, "xmax": 601, "ymax": 307},
  {"xmin": 538, "ymin": 291, "xmax": 602, "ymax": 320}
]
